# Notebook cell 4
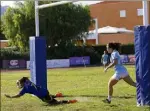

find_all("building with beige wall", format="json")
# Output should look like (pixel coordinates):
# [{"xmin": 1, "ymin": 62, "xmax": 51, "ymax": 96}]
[
  {"xmin": 84, "ymin": 1, "xmax": 150, "ymax": 45},
  {"xmin": 0, "ymin": 40, "xmax": 9, "ymax": 48},
  {"xmin": 90, "ymin": 1, "xmax": 150, "ymax": 30},
  {"xmin": 98, "ymin": 33, "xmax": 134, "ymax": 45}
]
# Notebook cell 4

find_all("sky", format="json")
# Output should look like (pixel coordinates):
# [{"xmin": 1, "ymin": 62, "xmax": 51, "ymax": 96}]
[
  {"xmin": 1, "ymin": 1, "xmax": 102, "ymax": 7},
  {"xmin": 1, "ymin": 1, "xmax": 16, "ymax": 6}
]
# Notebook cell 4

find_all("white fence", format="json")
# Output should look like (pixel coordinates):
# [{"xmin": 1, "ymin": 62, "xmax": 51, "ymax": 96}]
[{"xmin": 27, "ymin": 59, "xmax": 69, "ymax": 69}]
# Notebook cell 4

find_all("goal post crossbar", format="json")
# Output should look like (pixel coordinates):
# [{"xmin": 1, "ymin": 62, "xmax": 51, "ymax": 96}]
[
  {"xmin": 35, "ymin": 1, "xmax": 78, "ymax": 36},
  {"xmin": 37, "ymin": 1, "xmax": 77, "ymax": 9}
]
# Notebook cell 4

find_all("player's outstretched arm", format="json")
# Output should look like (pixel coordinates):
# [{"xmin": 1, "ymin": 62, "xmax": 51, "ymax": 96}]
[
  {"xmin": 5, "ymin": 94, "xmax": 22, "ymax": 98},
  {"xmin": 104, "ymin": 59, "xmax": 118, "ymax": 72}
]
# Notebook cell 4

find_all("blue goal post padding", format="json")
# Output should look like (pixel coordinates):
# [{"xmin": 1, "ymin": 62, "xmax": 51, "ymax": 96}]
[
  {"xmin": 134, "ymin": 25, "xmax": 150, "ymax": 106},
  {"xmin": 29, "ymin": 37, "xmax": 47, "ymax": 89}
]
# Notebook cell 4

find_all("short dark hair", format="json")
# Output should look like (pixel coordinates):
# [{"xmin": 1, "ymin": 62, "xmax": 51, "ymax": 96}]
[
  {"xmin": 19, "ymin": 77, "xmax": 29, "ymax": 84},
  {"xmin": 107, "ymin": 42, "xmax": 121, "ymax": 51},
  {"xmin": 104, "ymin": 50, "xmax": 108, "ymax": 54}
]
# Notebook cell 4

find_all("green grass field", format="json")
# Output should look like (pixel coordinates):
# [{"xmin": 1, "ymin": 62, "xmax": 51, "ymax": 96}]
[{"xmin": 1, "ymin": 66, "xmax": 150, "ymax": 111}]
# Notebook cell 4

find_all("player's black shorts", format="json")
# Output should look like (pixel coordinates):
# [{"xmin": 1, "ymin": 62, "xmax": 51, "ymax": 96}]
[
  {"xmin": 41, "ymin": 94, "xmax": 68, "ymax": 104},
  {"xmin": 41, "ymin": 92, "xmax": 57, "ymax": 104}
]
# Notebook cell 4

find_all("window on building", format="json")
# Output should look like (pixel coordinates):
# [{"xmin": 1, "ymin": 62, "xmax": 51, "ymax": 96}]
[
  {"xmin": 137, "ymin": 9, "xmax": 143, "ymax": 16},
  {"xmin": 120, "ymin": 10, "xmax": 126, "ymax": 18}
]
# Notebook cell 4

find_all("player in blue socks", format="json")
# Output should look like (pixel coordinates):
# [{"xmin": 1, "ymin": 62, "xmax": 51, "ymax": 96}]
[{"xmin": 5, "ymin": 77, "xmax": 77, "ymax": 104}]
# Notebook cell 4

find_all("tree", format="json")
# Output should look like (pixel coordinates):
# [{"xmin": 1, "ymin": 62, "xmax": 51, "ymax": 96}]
[
  {"xmin": 0, "ymin": 20, "xmax": 6, "ymax": 40},
  {"xmin": 1, "ymin": 1, "xmax": 35, "ymax": 50},
  {"xmin": 1, "ymin": 1, "xmax": 92, "ymax": 51}
]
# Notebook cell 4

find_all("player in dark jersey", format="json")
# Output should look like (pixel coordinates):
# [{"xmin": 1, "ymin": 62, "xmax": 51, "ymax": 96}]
[{"xmin": 5, "ymin": 77, "xmax": 77, "ymax": 104}]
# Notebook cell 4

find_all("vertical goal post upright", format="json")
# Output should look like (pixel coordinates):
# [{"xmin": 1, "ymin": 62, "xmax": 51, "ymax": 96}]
[
  {"xmin": 135, "ymin": 0, "xmax": 150, "ymax": 106},
  {"xmin": 30, "ymin": 1, "xmax": 77, "ymax": 89}
]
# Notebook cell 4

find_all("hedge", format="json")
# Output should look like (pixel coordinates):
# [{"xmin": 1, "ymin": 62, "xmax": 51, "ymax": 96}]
[
  {"xmin": 0, "ymin": 47, "xmax": 29, "ymax": 60},
  {"xmin": 0, "ymin": 44, "xmax": 134, "ymax": 65}
]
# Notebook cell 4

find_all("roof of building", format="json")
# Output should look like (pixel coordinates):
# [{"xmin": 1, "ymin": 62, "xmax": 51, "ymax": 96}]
[
  {"xmin": 86, "ymin": 26, "xmax": 133, "ymax": 39},
  {"xmin": 74, "ymin": 1, "xmax": 103, "ymax": 6},
  {"xmin": 89, "ymin": 26, "xmax": 134, "ymax": 34}
]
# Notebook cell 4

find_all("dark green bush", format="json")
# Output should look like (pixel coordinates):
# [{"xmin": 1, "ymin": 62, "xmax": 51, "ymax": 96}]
[
  {"xmin": 1, "ymin": 44, "xmax": 134, "ymax": 64},
  {"xmin": 0, "ymin": 47, "xmax": 29, "ymax": 60}
]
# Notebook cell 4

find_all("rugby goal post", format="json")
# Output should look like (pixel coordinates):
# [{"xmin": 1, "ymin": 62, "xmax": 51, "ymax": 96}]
[
  {"xmin": 142, "ymin": 0, "xmax": 149, "ymax": 26},
  {"xmin": 35, "ymin": 1, "xmax": 78, "ymax": 36},
  {"xmin": 29, "ymin": 1, "xmax": 77, "ymax": 89},
  {"xmin": 30, "ymin": 1, "xmax": 78, "ymax": 89}
]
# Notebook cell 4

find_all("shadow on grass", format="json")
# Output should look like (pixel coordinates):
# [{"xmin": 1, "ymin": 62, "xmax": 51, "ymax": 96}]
[
  {"xmin": 63, "ymin": 95, "xmax": 135, "ymax": 99},
  {"xmin": 42, "ymin": 101, "xmax": 77, "ymax": 106},
  {"xmin": 43, "ymin": 103, "xmax": 67, "ymax": 106},
  {"xmin": 42, "ymin": 95, "xmax": 136, "ymax": 106}
]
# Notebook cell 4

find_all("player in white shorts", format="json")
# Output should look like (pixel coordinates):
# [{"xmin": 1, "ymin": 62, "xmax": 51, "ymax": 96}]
[{"xmin": 103, "ymin": 42, "xmax": 136, "ymax": 104}]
